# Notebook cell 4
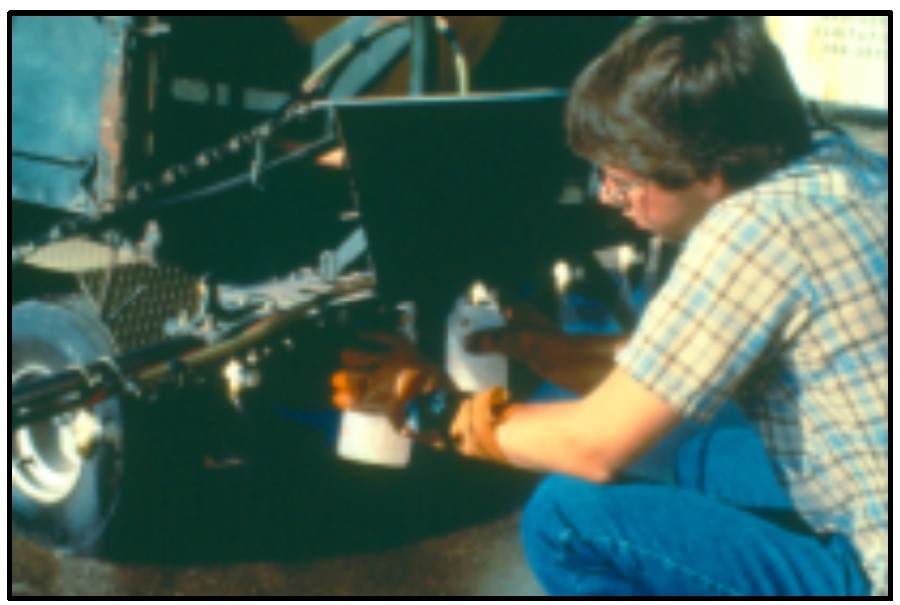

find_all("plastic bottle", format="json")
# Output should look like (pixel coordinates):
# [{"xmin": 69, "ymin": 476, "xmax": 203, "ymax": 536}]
[{"xmin": 445, "ymin": 282, "xmax": 508, "ymax": 392}]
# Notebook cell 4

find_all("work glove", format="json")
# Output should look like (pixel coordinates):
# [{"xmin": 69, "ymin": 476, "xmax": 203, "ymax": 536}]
[
  {"xmin": 332, "ymin": 332, "xmax": 523, "ymax": 459},
  {"xmin": 331, "ymin": 332, "xmax": 448, "ymax": 431},
  {"xmin": 465, "ymin": 300, "xmax": 626, "ymax": 396},
  {"xmin": 449, "ymin": 386, "xmax": 521, "ymax": 465}
]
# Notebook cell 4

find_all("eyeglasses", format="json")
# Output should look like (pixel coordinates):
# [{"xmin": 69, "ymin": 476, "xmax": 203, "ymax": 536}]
[{"xmin": 594, "ymin": 167, "xmax": 646, "ymax": 209}]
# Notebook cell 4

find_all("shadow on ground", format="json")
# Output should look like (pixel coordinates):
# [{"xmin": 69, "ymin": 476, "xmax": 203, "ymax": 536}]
[{"xmin": 103, "ymin": 414, "xmax": 540, "ymax": 567}]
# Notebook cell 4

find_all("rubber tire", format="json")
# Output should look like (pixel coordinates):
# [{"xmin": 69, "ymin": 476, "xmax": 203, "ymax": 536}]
[{"xmin": 11, "ymin": 296, "xmax": 126, "ymax": 555}]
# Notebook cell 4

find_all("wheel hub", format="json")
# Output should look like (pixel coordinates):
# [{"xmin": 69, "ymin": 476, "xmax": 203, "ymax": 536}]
[{"xmin": 11, "ymin": 364, "xmax": 91, "ymax": 506}]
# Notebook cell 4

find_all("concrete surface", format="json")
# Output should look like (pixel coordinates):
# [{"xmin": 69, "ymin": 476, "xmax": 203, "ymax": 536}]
[
  {"xmin": 10, "ymin": 422, "xmax": 547, "ymax": 598},
  {"xmin": 10, "ymin": 512, "xmax": 543, "ymax": 598}
]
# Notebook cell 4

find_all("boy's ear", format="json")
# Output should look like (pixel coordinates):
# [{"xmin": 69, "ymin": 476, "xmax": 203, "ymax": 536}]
[{"xmin": 702, "ymin": 172, "xmax": 733, "ymax": 202}]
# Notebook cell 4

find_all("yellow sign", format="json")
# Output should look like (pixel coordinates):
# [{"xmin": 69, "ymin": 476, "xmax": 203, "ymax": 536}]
[{"xmin": 766, "ymin": 16, "xmax": 888, "ymax": 111}]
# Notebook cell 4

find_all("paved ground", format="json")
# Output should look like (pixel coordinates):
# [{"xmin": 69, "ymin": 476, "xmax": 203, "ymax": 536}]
[
  {"xmin": 10, "ymin": 512, "xmax": 543, "ymax": 598},
  {"xmin": 10, "ymin": 424, "xmax": 547, "ymax": 598}
]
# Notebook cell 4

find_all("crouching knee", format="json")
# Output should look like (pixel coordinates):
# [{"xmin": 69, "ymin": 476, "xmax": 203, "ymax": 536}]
[{"xmin": 521, "ymin": 475, "xmax": 619, "ymax": 595}]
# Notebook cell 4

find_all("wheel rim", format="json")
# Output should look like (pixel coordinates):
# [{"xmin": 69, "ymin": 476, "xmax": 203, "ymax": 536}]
[{"xmin": 11, "ymin": 364, "xmax": 85, "ymax": 505}]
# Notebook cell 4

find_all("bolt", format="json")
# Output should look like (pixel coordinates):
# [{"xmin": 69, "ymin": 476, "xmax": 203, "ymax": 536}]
[{"xmin": 72, "ymin": 411, "xmax": 103, "ymax": 459}]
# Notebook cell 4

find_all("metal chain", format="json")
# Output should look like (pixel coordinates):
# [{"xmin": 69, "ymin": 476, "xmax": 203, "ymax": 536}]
[{"xmin": 122, "ymin": 98, "xmax": 321, "ymax": 205}]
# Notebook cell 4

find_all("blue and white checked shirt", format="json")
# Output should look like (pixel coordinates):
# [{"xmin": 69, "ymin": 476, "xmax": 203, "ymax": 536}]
[{"xmin": 617, "ymin": 135, "xmax": 889, "ymax": 596}]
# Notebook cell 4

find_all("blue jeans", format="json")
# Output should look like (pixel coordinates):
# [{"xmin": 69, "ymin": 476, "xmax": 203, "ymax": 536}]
[{"xmin": 521, "ymin": 427, "xmax": 872, "ymax": 597}]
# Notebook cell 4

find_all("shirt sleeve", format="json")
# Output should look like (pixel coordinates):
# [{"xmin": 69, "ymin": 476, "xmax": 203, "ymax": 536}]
[{"xmin": 617, "ymin": 198, "xmax": 805, "ymax": 422}]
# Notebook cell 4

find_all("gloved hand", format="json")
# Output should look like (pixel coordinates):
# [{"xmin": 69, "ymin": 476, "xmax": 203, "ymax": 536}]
[
  {"xmin": 465, "ymin": 300, "xmax": 627, "ymax": 396},
  {"xmin": 331, "ymin": 332, "xmax": 449, "ymax": 430},
  {"xmin": 449, "ymin": 386, "xmax": 521, "ymax": 465}
]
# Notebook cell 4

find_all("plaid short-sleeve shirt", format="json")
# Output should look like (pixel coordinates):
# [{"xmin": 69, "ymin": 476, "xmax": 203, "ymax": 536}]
[{"xmin": 617, "ymin": 135, "xmax": 889, "ymax": 596}]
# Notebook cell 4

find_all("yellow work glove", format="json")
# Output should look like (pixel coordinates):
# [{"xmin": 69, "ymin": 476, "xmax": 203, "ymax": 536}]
[{"xmin": 449, "ymin": 386, "xmax": 521, "ymax": 465}]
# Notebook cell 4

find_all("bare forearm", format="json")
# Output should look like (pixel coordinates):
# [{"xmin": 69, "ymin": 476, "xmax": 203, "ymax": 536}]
[
  {"xmin": 494, "ymin": 401, "xmax": 620, "ymax": 482},
  {"xmin": 538, "ymin": 333, "xmax": 631, "ymax": 396},
  {"xmin": 493, "ymin": 367, "xmax": 683, "ymax": 482}
]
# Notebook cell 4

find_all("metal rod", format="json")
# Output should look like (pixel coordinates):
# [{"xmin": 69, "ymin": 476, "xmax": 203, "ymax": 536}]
[
  {"xmin": 409, "ymin": 16, "xmax": 438, "ymax": 96},
  {"xmin": 10, "ymin": 277, "xmax": 372, "ymax": 428},
  {"xmin": 11, "ymin": 335, "xmax": 205, "ymax": 425}
]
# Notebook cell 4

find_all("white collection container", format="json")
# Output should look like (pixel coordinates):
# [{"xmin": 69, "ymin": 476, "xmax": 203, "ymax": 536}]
[
  {"xmin": 336, "ymin": 302, "xmax": 417, "ymax": 468},
  {"xmin": 337, "ymin": 409, "xmax": 412, "ymax": 468}
]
